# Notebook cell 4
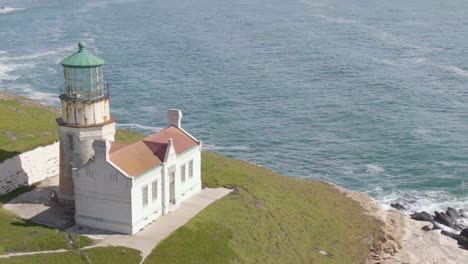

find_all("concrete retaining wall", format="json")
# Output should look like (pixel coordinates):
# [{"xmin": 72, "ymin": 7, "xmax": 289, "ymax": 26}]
[{"xmin": 0, "ymin": 142, "xmax": 59, "ymax": 195}]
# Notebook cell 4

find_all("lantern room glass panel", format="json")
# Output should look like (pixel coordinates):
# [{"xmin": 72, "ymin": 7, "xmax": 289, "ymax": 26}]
[{"xmin": 63, "ymin": 66, "xmax": 105, "ymax": 100}]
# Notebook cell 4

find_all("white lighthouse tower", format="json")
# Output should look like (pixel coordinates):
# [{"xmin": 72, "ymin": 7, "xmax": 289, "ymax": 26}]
[{"xmin": 57, "ymin": 42, "xmax": 116, "ymax": 200}]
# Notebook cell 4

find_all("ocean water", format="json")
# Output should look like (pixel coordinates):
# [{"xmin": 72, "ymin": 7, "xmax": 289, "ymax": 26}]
[{"xmin": 1, "ymin": 0, "xmax": 468, "ymax": 213}]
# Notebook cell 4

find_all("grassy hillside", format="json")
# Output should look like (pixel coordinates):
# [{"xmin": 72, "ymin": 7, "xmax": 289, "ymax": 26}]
[
  {"xmin": 0, "ymin": 95, "xmax": 59, "ymax": 162},
  {"xmin": 144, "ymin": 152, "xmax": 384, "ymax": 264}
]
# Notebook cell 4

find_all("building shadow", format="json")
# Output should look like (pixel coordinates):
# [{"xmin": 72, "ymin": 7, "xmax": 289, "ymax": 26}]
[
  {"xmin": 0, "ymin": 149, "xmax": 20, "ymax": 163},
  {"xmin": 0, "ymin": 149, "xmax": 29, "ymax": 196}
]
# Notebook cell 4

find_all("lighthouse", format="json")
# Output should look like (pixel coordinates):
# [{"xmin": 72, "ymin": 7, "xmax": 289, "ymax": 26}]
[{"xmin": 57, "ymin": 43, "xmax": 116, "ymax": 200}]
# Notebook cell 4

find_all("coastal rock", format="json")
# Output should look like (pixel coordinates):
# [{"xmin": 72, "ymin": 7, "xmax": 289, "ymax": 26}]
[
  {"xmin": 440, "ymin": 228, "xmax": 468, "ymax": 250},
  {"xmin": 461, "ymin": 228, "xmax": 468, "ymax": 239},
  {"xmin": 390, "ymin": 203, "xmax": 406, "ymax": 211},
  {"xmin": 460, "ymin": 209, "xmax": 468, "ymax": 218},
  {"xmin": 434, "ymin": 211, "xmax": 460, "ymax": 230},
  {"xmin": 421, "ymin": 225, "xmax": 431, "ymax": 231},
  {"xmin": 410, "ymin": 211, "xmax": 432, "ymax": 222},
  {"xmin": 441, "ymin": 230, "xmax": 459, "ymax": 240},
  {"xmin": 446, "ymin": 207, "xmax": 459, "ymax": 219}
]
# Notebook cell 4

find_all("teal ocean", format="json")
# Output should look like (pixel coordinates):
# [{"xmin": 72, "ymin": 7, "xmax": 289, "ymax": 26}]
[{"xmin": 1, "ymin": 0, "xmax": 467, "ymax": 213}]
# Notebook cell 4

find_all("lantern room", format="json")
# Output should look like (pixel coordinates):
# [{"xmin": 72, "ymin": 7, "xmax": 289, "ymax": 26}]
[
  {"xmin": 58, "ymin": 42, "xmax": 112, "ymax": 126},
  {"xmin": 60, "ymin": 42, "xmax": 107, "ymax": 100}
]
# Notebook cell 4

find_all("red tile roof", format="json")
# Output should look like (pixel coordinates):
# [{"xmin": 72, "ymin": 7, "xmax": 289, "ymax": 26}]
[
  {"xmin": 110, "ymin": 141, "xmax": 162, "ymax": 177},
  {"xmin": 110, "ymin": 141, "xmax": 130, "ymax": 153},
  {"xmin": 143, "ymin": 126, "xmax": 198, "ymax": 155},
  {"xmin": 108, "ymin": 126, "xmax": 198, "ymax": 177}
]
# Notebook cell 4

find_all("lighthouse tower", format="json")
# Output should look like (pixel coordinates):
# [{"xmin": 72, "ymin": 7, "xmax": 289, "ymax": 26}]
[{"xmin": 57, "ymin": 43, "xmax": 116, "ymax": 200}]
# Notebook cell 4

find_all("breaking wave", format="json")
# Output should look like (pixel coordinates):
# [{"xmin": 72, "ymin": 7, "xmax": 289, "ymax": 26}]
[
  {"xmin": 366, "ymin": 164, "xmax": 385, "ymax": 174},
  {"xmin": 0, "ymin": 7, "xmax": 25, "ymax": 14},
  {"xmin": 373, "ymin": 188, "xmax": 468, "ymax": 215}
]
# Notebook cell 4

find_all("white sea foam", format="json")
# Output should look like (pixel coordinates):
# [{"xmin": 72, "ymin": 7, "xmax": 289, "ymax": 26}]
[
  {"xmin": 371, "ymin": 58, "xmax": 399, "ymax": 67},
  {"xmin": 314, "ymin": 14, "xmax": 358, "ymax": 24},
  {"xmin": 436, "ymin": 161, "xmax": 459, "ymax": 167},
  {"xmin": 203, "ymin": 144, "xmax": 251, "ymax": 151},
  {"xmin": 366, "ymin": 164, "xmax": 384, "ymax": 174},
  {"xmin": 374, "ymin": 189, "xmax": 468, "ymax": 215},
  {"xmin": 0, "ymin": 62, "xmax": 36, "ymax": 84},
  {"xmin": 442, "ymin": 65, "xmax": 468, "ymax": 78},
  {"xmin": 0, "ymin": 46, "xmax": 76, "ymax": 62},
  {"xmin": 377, "ymin": 32, "xmax": 427, "ymax": 50},
  {"xmin": 299, "ymin": 0, "xmax": 327, "ymax": 7},
  {"xmin": 411, "ymin": 58, "xmax": 468, "ymax": 79},
  {"xmin": 0, "ymin": 7, "xmax": 26, "ymax": 14},
  {"xmin": 116, "ymin": 123, "xmax": 163, "ymax": 134}
]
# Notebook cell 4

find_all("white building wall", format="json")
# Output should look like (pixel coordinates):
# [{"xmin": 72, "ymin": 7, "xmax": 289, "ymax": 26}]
[
  {"xmin": 131, "ymin": 166, "xmax": 163, "ymax": 234},
  {"xmin": 0, "ymin": 142, "xmax": 59, "ymax": 195},
  {"xmin": 175, "ymin": 146, "xmax": 202, "ymax": 204},
  {"xmin": 74, "ymin": 157, "xmax": 133, "ymax": 234}
]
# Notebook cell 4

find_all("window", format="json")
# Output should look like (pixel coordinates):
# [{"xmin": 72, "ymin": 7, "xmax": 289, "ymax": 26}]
[
  {"xmin": 68, "ymin": 134, "xmax": 74, "ymax": 151},
  {"xmin": 152, "ymin": 181, "xmax": 157, "ymax": 201},
  {"xmin": 181, "ymin": 164, "xmax": 186, "ymax": 183},
  {"xmin": 189, "ymin": 160, "xmax": 194, "ymax": 178},
  {"xmin": 142, "ymin": 186, "xmax": 148, "ymax": 207}
]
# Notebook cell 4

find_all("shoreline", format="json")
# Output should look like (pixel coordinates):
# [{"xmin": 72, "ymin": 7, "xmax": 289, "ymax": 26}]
[{"xmin": 332, "ymin": 183, "xmax": 468, "ymax": 263}]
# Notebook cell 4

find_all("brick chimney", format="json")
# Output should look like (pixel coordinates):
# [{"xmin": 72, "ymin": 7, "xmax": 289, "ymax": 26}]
[{"xmin": 167, "ymin": 109, "xmax": 182, "ymax": 128}]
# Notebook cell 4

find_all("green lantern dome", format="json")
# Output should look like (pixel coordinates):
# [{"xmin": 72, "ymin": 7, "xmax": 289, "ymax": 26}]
[{"xmin": 60, "ymin": 42, "xmax": 105, "ymax": 68}]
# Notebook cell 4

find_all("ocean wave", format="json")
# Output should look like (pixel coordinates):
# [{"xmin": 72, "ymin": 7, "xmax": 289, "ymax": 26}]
[
  {"xmin": 377, "ymin": 32, "xmax": 428, "ymax": 51},
  {"xmin": 203, "ymin": 144, "xmax": 252, "ymax": 151},
  {"xmin": 374, "ymin": 188, "xmax": 468, "ymax": 214},
  {"xmin": 371, "ymin": 58, "xmax": 400, "ymax": 67},
  {"xmin": 366, "ymin": 164, "xmax": 384, "ymax": 174},
  {"xmin": 409, "ymin": 57, "xmax": 468, "ymax": 78},
  {"xmin": 0, "ymin": 62, "xmax": 36, "ymax": 84},
  {"xmin": 442, "ymin": 65, "xmax": 468, "ymax": 78},
  {"xmin": 116, "ymin": 123, "xmax": 163, "ymax": 133},
  {"xmin": 299, "ymin": 0, "xmax": 328, "ymax": 7},
  {"xmin": 314, "ymin": 14, "xmax": 358, "ymax": 24},
  {"xmin": 0, "ymin": 7, "xmax": 25, "ymax": 14},
  {"xmin": 0, "ymin": 45, "xmax": 76, "ymax": 62},
  {"xmin": 7, "ymin": 84, "xmax": 59, "ymax": 104}
]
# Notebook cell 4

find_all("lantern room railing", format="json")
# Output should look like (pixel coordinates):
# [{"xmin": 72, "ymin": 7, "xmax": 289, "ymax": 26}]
[{"xmin": 59, "ymin": 83, "xmax": 109, "ymax": 101}]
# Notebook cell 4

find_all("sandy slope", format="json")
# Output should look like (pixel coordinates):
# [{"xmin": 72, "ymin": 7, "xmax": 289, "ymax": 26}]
[{"xmin": 332, "ymin": 183, "xmax": 468, "ymax": 264}]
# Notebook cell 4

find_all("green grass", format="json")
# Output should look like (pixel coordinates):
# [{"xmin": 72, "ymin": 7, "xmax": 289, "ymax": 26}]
[
  {"xmin": 0, "ymin": 99, "xmax": 59, "ymax": 162},
  {"xmin": 144, "ymin": 152, "xmax": 384, "ymax": 264},
  {"xmin": 115, "ymin": 129, "xmax": 146, "ymax": 143},
  {"xmin": 0, "ymin": 246, "xmax": 142, "ymax": 264}
]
